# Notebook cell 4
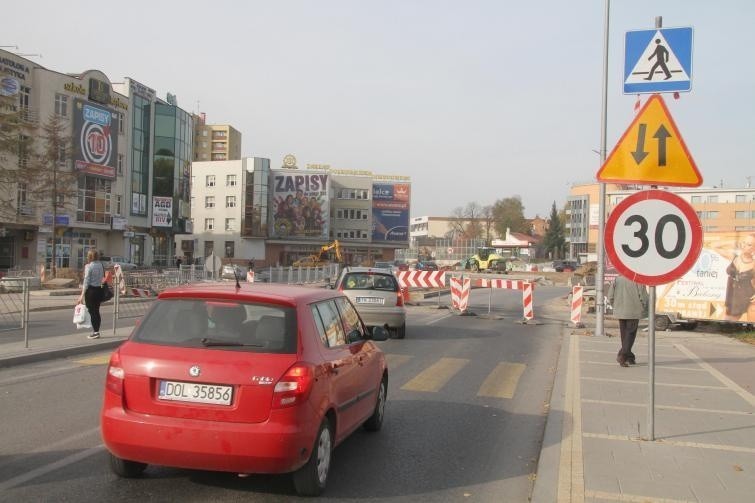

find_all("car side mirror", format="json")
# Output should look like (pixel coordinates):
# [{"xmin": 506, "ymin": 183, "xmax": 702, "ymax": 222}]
[{"xmin": 368, "ymin": 326, "xmax": 389, "ymax": 342}]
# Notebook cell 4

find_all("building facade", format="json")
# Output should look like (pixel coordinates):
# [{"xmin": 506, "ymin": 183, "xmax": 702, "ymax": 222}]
[{"xmin": 193, "ymin": 116, "xmax": 242, "ymax": 162}]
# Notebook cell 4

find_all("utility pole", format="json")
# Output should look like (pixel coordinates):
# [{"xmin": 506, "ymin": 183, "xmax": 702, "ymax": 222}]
[{"xmin": 596, "ymin": 0, "xmax": 610, "ymax": 337}]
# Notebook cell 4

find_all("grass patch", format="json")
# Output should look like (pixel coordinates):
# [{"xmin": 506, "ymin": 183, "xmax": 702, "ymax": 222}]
[{"xmin": 728, "ymin": 330, "xmax": 755, "ymax": 345}]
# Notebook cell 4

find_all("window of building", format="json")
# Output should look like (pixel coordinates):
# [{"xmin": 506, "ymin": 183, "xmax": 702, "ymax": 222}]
[
  {"xmin": 224, "ymin": 241, "xmax": 234, "ymax": 258},
  {"xmin": 736, "ymin": 194, "xmax": 746, "ymax": 203},
  {"xmin": 77, "ymin": 177, "xmax": 112, "ymax": 224},
  {"xmin": 204, "ymin": 240, "xmax": 214, "ymax": 257},
  {"xmin": 54, "ymin": 93, "xmax": 68, "ymax": 116},
  {"xmin": 691, "ymin": 195, "xmax": 702, "ymax": 203},
  {"xmin": 225, "ymin": 218, "xmax": 236, "ymax": 231},
  {"xmin": 115, "ymin": 195, "xmax": 122, "ymax": 214},
  {"xmin": 191, "ymin": 196, "xmax": 195, "ymax": 208},
  {"xmin": 212, "ymin": 142, "xmax": 226, "ymax": 151},
  {"xmin": 707, "ymin": 195, "xmax": 718, "ymax": 203},
  {"xmin": 117, "ymin": 153, "xmax": 124, "ymax": 175},
  {"xmin": 226, "ymin": 195, "xmax": 236, "ymax": 208},
  {"xmin": 57, "ymin": 144, "xmax": 66, "ymax": 167},
  {"xmin": 205, "ymin": 196, "xmax": 215, "ymax": 208},
  {"xmin": 226, "ymin": 174, "xmax": 237, "ymax": 186},
  {"xmin": 201, "ymin": 141, "xmax": 207, "ymax": 148},
  {"xmin": 205, "ymin": 218, "xmax": 214, "ymax": 230},
  {"xmin": 212, "ymin": 153, "xmax": 226, "ymax": 161},
  {"xmin": 206, "ymin": 175, "xmax": 216, "ymax": 187},
  {"xmin": 707, "ymin": 211, "xmax": 719, "ymax": 219},
  {"xmin": 16, "ymin": 182, "xmax": 27, "ymax": 215},
  {"xmin": 202, "ymin": 130, "xmax": 208, "ymax": 137},
  {"xmin": 118, "ymin": 112, "xmax": 124, "ymax": 135},
  {"xmin": 736, "ymin": 211, "xmax": 748, "ymax": 219}
]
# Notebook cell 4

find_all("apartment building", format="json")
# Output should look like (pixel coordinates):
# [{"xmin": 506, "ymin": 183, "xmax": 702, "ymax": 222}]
[{"xmin": 193, "ymin": 115, "xmax": 242, "ymax": 162}]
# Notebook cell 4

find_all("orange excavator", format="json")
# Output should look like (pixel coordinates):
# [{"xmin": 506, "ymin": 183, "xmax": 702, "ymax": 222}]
[{"xmin": 292, "ymin": 240, "xmax": 343, "ymax": 267}]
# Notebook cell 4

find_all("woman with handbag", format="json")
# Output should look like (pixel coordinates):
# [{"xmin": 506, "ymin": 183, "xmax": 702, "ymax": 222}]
[{"xmin": 78, "ymin": 249, "xmax": 105, "ymax": 339}]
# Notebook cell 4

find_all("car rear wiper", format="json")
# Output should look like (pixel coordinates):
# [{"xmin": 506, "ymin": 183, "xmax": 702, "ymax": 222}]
[{"xmin": 200, "ymin": 338, "xmax": 263, "ymax": 347}]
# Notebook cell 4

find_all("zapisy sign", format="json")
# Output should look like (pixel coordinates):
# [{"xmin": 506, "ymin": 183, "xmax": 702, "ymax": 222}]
[
  {"xmin": 605, "ymin": 189, "xmax": 702, "ymax": 286},
  {"xmin": 396, "ymin": 271, "xmax": 446, "ymax": 288}
]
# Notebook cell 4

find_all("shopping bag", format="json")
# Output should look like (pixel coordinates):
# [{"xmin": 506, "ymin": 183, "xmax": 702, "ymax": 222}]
[
  {"xmin": 101, "ymin": 283, "xmax": 114, "ymax": 302},
  {"xmin": 76, "ymin": 308, "xmax": 92, "ymax": 330},
  {"xmin": 73, "ymin": 303, "xmax": 87, "ymax": 324}
]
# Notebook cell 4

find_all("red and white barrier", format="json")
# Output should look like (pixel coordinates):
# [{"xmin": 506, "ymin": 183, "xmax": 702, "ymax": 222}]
[
  {"xmin": 125, "ymin": 287, "xmax": 155, "ymax": 298},
  {"xmin": 397, "ymin": 270, "xmax": 446, "ymax": 288},
  {"xmin": 522, "ymin": 282, "xmax": 534, "ymax": 320},
  {"xmin": 571, "ymin": 285, "xmax": 583, "ymax": 326},
  {"xmin": 477, "ymin": 278, "xmax": 527, "ymax": 290},
  {"xmin": 450, "ymin": 276, "xmax": 471, "ymax": 312},
  {"xmin": 246, "ymin": 270, "xmax": 255, "ymax": 283},
  {"xmin": 113, "ymin": 264, "xmax": 127, "ymax": 295}
]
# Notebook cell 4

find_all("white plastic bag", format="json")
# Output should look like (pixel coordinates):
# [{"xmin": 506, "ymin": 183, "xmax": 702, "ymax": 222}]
[{"xmin": 73, "ymin": 304, "xmax": 92, "ymax": 329}]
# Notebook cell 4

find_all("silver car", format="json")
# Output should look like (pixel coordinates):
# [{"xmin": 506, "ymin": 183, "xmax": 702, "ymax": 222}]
[{"xmin": 334, "ymin": 266, "xmax": 407, "ymax": 339}]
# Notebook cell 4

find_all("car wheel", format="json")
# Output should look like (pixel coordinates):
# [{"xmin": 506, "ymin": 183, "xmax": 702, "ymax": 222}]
[
  {"xmin": 654, "ymin": 315, "xmax": 671, "ymax": 331},
  {"xmin": 471, "ymin": 261, "xmax": 480, "ymax": 272},
  {"xmin": 293, "ymin": 418, "xmax": 333, "ymax": 496},
  {"xmin": 109, "ymin": 453, "xmax": 147, "ymax": 478},
  {"xmin": 364, "ymin": 378, "xmax": 387, "ymax": 432},
  {"xmin": 395, "ymin": 323, "xmax": 406, "ymax": 339}
]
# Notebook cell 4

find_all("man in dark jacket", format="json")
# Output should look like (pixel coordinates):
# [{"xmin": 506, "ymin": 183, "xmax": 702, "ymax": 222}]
[{"xmin": 608, "ymin": 275, "xmax": 649, "ymax": 367}]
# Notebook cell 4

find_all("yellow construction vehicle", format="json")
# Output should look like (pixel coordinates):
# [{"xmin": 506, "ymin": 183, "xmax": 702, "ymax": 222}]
[
  {"xmin": 292, "ymin": 240, "xmax": 343, "ymax": 267},
  {"xmin": 464, "ymin": 246, "xmax": 504, "ymax": 272}
]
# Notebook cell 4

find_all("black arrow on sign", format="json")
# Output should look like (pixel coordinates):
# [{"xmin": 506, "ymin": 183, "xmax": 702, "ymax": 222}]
[
  {"xmin": 653, "ymin": 125, "xmax": 671, "ymax": 166},
  {"xmin": 631, "ymin": 123, "xmax": 648, "ymax": 164}
]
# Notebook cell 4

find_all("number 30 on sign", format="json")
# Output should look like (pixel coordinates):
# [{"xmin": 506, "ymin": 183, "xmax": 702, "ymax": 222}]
[{"xmin": 605, "ymin": 190, "xmax": 702, "ymax": 286}]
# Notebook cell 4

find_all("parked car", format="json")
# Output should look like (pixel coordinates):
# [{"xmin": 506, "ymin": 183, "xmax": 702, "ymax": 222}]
[
  {"xmin": 101, "ymin": 283, "xmax": 389, "ymax": 496},
  {"xmin": 393, "ymin": 261, "xmax": 410, "ymax": 273},
  {"xmin": 334, "ymin": 266, "xmax": 407, "ymax": 339},
  {"xmin": 101, "ymin": 256, "xmax": 137, "ymax": 271},
  {"xmin": 221, "ymin": 264, "xmax": 248, "ymax": 280},
  {"xmin": 372, "ymin": 261, "xmax": 393, "ymax": 270},
  {"xmin": 553, "ymin": 260, "xmax": 578, "ymax": 272}
]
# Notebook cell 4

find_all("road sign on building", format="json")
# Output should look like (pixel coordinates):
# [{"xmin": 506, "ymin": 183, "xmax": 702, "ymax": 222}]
[
  {"xmin": 596, "ymin": 95, "xmax": 702, "ymax": 187},
  {"xmin": 604, "ymin": 190, "xmax": 702, "ymax": 286},
  {"xmin": 624, "ymin": 27, "xmax": 693, "ymax": 94}
]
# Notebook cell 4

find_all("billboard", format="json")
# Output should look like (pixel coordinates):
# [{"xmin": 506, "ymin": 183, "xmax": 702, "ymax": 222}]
[
  {"xmin": 73, "ymin": 99, "xmax": 117, "ymax": 179},
  {"xmin": 656, "ymin": 231, "xmax": 755, "ymax": 322},
  {"xmin": 372, "ymin": 183, "xmax": 410, "ymax": 242},
  {"xmin": 270, "ymin": 171, "xmax": 329, "ymax": 239},
  {"xmin": 152, "ymin": 196, "xmax": 173, "ymax": 227}
]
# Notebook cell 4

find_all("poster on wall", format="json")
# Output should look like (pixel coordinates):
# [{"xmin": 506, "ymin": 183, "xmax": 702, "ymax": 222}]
[
  {"xmin": 73, "ymin": 99, "xmax": 117, "ymax": 179},
  {"xmin": 372, "ymin": 183, "xmax": 410, "ymax": 242},
  {"xmin": 152, "ymin": 196, "xmax": 173, "ymax": 227},
  {"xmin": 656, "ymin": 231, "xmax": 755, "ymax": 322},
  {"xmin": 270, "ymin": 172, "xmax": 329, "ymax": 239}
]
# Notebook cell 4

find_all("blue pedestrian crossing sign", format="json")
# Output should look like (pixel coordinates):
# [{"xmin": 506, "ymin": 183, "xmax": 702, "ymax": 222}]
[{"xmin": 624, "ymin": 27, "xmax": 693, "ymax": 94}]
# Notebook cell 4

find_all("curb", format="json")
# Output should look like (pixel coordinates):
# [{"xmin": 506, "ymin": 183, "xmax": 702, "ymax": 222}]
[{"xmin": 0, "ymin": 338, "xmax": 126, "ymax": 369}]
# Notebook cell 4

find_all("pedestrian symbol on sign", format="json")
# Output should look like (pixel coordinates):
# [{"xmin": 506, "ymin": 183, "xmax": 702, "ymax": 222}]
[{"xmin": 645, "ymin": 39, "xmax": 672, "ymax": 81}]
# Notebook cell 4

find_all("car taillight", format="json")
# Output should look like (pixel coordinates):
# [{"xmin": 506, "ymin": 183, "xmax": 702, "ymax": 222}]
[
  {"xmin": 397, "ymin": 287, "xmax": 406, "ymax": 306},
  {"xmin": 105, "ymin": 350, "xmax": 124, "ymax": 396},
  {"xmin": 272, "ymin": 363, "xmax": 315, "ymax": 409}
]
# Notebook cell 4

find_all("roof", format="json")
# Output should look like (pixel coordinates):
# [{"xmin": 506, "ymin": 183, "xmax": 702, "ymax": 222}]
[{"xmin": 158, "ymin": 282, "xmax": 340, "ymax": 306}]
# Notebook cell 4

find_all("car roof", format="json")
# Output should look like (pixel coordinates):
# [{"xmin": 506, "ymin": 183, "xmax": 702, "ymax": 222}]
[
  {"xmin": 342, "ymin": 266, "xmax": 396, "ymax": 274},
  {"xmin": 158, "ymin": 283, "xmax": 342, "ymax": 307}
]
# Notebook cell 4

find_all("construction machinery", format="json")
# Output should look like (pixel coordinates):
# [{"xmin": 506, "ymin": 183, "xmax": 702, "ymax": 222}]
[
  {"xmin": 464, "ymin": 246, "xmax": 504, "ymax": 272},
  {"xmin": 292, "ymin": 240, "xmax": 343, "ymax": 267}
]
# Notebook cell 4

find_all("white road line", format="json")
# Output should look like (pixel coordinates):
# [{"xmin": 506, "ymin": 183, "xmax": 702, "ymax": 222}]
[
  {"xmin": 581, "ymin": 376, "xmax": 727, "ymax": 390},
  {"xmin": 583, "ymin": 432, "xmax": 755, "ymax": 454},
  {"xmin": 557, "ymin": 333, "xmax": 585, "ymax": 503},
  {"xmin": 581, "ymin": 398, "xmax": 753, "ymax": 416},
  {"xmin": 585, "ymin": 489, "xmax": 693, "ymax": 503},
  {"xmin": 426, "ymin": 313, "xmax": 454, "ymax": 325},
  {"xmin": 0, "ymin": 445, "xmax": 104, "ymax": 491},
  {"xmin": 675, "ymin": 343, "xmax": 755, "ymax": 409},
  {"xmin": 581, "ymin": 360, "xmax": 707, "ymax": 371}
]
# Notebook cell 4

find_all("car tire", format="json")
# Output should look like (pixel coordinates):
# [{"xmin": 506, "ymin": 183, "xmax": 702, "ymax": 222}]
[
  {"xmin": 654, "ymin": 315, "xmax": 671, "ymax": 331},
  {"xmin": 363, "ymin": 377, "xmax": 387, "ymax": 432},
  {"xmin": 471, "ymin": 261, "xmax": 480, "ymax": 272},
  {"xmin": 293, "ymin": 418, "xmax": 333, "ymax": 497},
  {"xmin": 395, "ymin": 323, "xmax": 406, "ymax": 339},
  {"xmin": 109, "ymin": 453, "xmax": 147, "ymax": 478}
]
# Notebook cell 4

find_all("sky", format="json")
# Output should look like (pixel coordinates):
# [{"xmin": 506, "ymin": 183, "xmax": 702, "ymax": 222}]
[{"xmin": 5, "ymin": 0, "xmax": 754, "ymax": 219}]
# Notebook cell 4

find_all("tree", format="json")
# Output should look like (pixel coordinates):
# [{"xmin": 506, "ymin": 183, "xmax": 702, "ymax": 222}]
[
  {"xmin": 542, "ymin": 201, "xmax": 566, "ymax": 259},
  {"xmin": 448, "ymin": 202, "xmax": 485, "ymax": 240},
  {"xmin": 492, "ymin": 196, "xmax": 528, "ymax": 237}
]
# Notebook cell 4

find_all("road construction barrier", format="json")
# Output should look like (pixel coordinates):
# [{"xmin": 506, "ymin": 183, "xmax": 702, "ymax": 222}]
[
  {"xmin": 396, "ymin": 270, "xmax": 446, "ymax": 289},
  {"xmin": 246, "ymin": 270, "xmax": 255, "ymax": 283},
  {"xmin": 522, "ymin": 282, "xmax": 534, "ymax": 321},
  {"xmin": 475, "ymin": 278, "xmax": 536, "ymax": 322},
  {"xmin": 571, "ymin": 285, "xmax": 584, "ymax": 327},
  {"xmin": 450, "ymin": 276, "xmax": 471, "ymax": 313}
]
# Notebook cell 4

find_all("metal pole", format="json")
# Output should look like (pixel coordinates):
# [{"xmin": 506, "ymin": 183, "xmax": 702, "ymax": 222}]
[
  {"xmin": 112, "ymin": 283, "xmax": 118, "ymax": 335},
  {"xmin": 596, "ymin": 0, "xmax": 611, "ymax": 337},
  {"xmin": 487, "ymin": 286, "xmax": 492, "ymax": 316},
  {"xmin": 23, "ymin": 279, "xmax": 29, "ymax": 348}
]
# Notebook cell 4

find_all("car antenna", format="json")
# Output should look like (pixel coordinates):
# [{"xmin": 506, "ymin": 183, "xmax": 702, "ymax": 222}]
[{"xmin": 233, "ymin": 265, "xmax": 241, "ymax": 290}]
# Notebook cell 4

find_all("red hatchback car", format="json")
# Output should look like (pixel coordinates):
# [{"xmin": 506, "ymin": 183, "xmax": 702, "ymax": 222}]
[{"xmin": 101, "ymin": 283, "xmax": 389, "ymax": 496}]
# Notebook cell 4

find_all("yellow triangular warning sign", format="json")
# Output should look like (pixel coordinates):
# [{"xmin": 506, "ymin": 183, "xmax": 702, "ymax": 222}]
[{"xmin": 597, "ymin": 95, "xmax": 702, "ymax": 186}]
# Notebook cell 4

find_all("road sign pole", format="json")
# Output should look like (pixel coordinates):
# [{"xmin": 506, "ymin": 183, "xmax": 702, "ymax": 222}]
[
  {"xmin": 596, "ymin": 0, "xmax": 611, "ymax": 338},
  {"xmin": 648, "ymin": 285, "xmax": 656, "ymax": 441}
]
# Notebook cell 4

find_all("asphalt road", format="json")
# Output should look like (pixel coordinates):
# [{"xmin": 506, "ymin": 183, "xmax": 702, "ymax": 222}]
[{"xmin": 0, "ymin": 286, "xmax": 568, "ymax": 502}]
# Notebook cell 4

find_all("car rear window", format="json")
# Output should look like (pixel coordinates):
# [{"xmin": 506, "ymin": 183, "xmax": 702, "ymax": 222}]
[
  {"xmin": 341, "ymin": 272, "xmax": 398, "ymax": 291},
  {"xmin": 133, "ymin": 299, "xmax": 297, "ymax": 354}
]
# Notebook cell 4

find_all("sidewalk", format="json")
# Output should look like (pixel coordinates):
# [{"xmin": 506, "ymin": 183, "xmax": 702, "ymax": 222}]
[{"xmin": 534, "ymin": 302, "xmax": 755, "ymax": 502}]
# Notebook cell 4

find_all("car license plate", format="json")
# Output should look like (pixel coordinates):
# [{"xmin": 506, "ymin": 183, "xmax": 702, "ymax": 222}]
[
  {"xmin": 356, "ymin": 297, "xmax": 385, "ymax": 305},
  {"xmin": 158, "ymin": 380, "xmax": 233, "ymax": 406}
]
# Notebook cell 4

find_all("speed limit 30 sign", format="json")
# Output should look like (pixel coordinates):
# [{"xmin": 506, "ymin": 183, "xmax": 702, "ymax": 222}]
[{"xmin": 605, "ymin": 190, "xmax": 702, "ymax": 286}]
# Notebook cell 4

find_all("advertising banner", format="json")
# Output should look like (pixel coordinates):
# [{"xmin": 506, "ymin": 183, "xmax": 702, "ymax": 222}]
[
  {"xmin": 372, "ymin": 183, "xmax": 410, "ymax": 242},
  {"xmin": 152, "ymin": 196, "xmax": 173, "ymax": 227},
  {"xmin": 73, "ymin": 99, "xmax": 117, "ymax": 179},
  {"xmin": 656, "ymin": 231, "xmax": 755, "ymax": 322},
  {"xmin": 270, "ymin": 171, "xmax": 329, "ymax": 239}
]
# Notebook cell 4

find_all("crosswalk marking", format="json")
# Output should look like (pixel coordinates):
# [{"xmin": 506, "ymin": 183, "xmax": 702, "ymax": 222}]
[
  {"xmin": 477, "ymin": 362, "xmax": 526, "ymax": 399},
  {"xmin": 384, "ymin": 354, "xmax": 413, "ymax": 371},
  {"xmin": 401, "ymin": 357, "xmax": 469, "ymax": 392}
]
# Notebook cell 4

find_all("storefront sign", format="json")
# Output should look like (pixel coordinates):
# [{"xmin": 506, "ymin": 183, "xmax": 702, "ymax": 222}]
[
  {"xmin": 111, "ymin": 215, "xmax": 128, "ymax": 230},
  {"xmin": 152, "ymin": 196, "xmax": 173, "ymax": 227}
]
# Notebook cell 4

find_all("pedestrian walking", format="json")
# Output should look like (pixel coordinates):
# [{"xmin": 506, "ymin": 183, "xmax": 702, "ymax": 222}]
[
  {"xmin": 175, "ymin": 256, "xmax": 183, "ymax": 268},
  {"xmin": 608, "ymin": 274, "xmax": 649, "ymax": 367},
  {"xmin": 78, "ymin": 249, "xmax": 105, "ymax": 340},
  {"xmin": 248, "ymin": 257, "xmax": 255, "ymax": 271}
]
